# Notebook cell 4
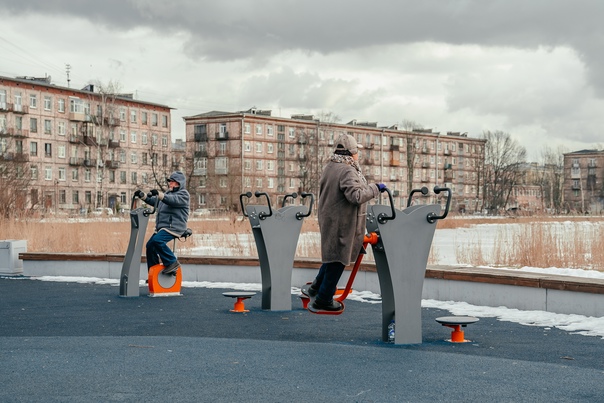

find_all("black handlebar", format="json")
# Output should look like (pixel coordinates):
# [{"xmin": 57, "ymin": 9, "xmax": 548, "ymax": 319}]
[
  {"xmin": 254, "ymin": 191, "xmax": 273, "ymax": 219},
  {"xmin": 427, "ymin": 186, "xmax": 452, "ymax": 223},
  {"xmin": 377, "ymin": 188, "xmax": 396, "ymax": 224},
  {"xmin": 282, "ymin": 192, "xmax": 298, "ymax": 207},
  {"xmin": 296, "ymin": 192, "xmax": 314, "ymax": 220},
  {"xmin": 239, "ymin": 192, "xmax": 253, "ymax": 217},
  {"xmin": 407, "ymin": 186, "xmax": 429, "ymax": 207}
]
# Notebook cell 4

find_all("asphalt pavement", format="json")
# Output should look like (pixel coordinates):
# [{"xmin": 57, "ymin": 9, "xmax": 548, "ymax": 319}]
[{"xmin": 1, "ymin": 277, "xmax": 603, "ymax": 402}]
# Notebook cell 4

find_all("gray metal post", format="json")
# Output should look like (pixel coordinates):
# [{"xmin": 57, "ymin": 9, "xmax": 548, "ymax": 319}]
[
  {"xmin": 119, "ymin": 201, "xmax": 155, "ymax": 297},
  {"xmin": 366, "ymin": 187, "xmax": 450, "ymax": 344},
  {"xmin": 241, "ymin": 190, "xmax": 314, "ymax": 311},
  {"xmin": 245, "ymin": 204, "xmax": 307, "ymax": 310}
]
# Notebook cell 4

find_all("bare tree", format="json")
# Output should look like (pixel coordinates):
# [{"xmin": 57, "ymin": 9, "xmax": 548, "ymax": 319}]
[
  {"xmin": 538, "ymin": 145, "xmax": 566, "ymax": 214},
  {"xmin": 0, "ymin": 136, "xmax": 35, "ymax": 217},
  {"xmin": 400, "ymin": 119, "xmax": 423, "ymax": 196},
  {"xmin": 481, "ymin": 130, "xmax": 527, "ymax": 214}
]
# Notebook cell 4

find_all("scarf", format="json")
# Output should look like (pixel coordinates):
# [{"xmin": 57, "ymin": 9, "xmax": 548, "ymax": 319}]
[{"xmin": 329, "ymin": 153, "xmax": 367, "ymax": 184}]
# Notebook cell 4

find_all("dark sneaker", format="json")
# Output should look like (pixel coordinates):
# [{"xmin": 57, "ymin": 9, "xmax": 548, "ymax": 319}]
[
  {"xmin": 161, "ymin": 260, "xmax": 180, "ymax": 275},
  {"xmin": 311, "ymin": 299, "xmax": 343, "ymax": 312},
  {"xmin": 301, "ymin": 282, "xmax": 319, "ymax": 298}
]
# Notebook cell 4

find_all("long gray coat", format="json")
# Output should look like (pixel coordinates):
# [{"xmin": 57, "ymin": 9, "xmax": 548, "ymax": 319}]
[{"xmin": 318, "ymin": 160, "xmax": 379, "ymax": 266}]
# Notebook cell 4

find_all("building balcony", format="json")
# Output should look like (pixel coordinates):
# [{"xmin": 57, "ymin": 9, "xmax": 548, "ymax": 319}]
[
  {"xmin": 215, "ymin": 131, "xmax": 229, "ymax": 141},
  {"xmin": 0, "ymin": 102, "xmax": 8, "ymax": 111},
  {"xmin": 11, "ymin": 104, "xmax": 29, "ymax": 114},
  {"xmin": 193, "ymin": 168, "xmax": 207, "ymax": 176},
  {"xmin": 69, "ymin": 135, "xmax": 82, "ymax": 144},
  {"xmin": 0, "ymin": 128, "xmax": 8, "ymax": 137},
  {"xmin": 103, "ymin": 117, "xmax": 119, "ymax": 126},
  {"xmin": 105, "ymin": 160, "xmax": 119, "ymax": 169},
  {"xmin": 69, "ymin": 157, "xmax": 83, "ymax": 166},
  {"xmin": 389, "ymin": 176, "xmax": 399, "ymax": 181},
  {"xmin": 422, "ymin": 162, "xmax": 431, "ymax": 168},
  {"xmin": 108, "ymin": 140, "xmax": 120, "ymax": 148},
  {"xmin": 194, "ymin": 133, "xmax": 208, "ymax": 142},
  {"xmin": 13, "ymin": 152, "xmax": 29, "ymax": 162},
  {"xmin": 83, "ymin": 159, "xmax": 96, "ymax": 167},
  {"xmin": 194, "ymin": 150, "xmax": 208, "ymax": 158},
  {"xmin": 83, "ymin": 135, "xmax": 97, "ymax": 146},
  {"xmin": 390, "ymin": 144, "xmax": 400, "ymax": 151},
  {"xmin": 69, "ymin": 111, "xmax": 87, "ymax": 121},
  {"xmin": 421, "ymin": 147, "xmax": 430, "ymax": 154},
  {"xmin": 390, "ymin": 159, "xmax": 400, "ymax": 167}
]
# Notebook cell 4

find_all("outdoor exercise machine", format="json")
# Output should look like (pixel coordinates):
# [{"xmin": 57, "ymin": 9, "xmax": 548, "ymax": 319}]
[
  {"xmin": 301, "ymin": 186, "xmax": 450, "ymax": 344},
  {"xmin": 240, "ymin": 191, "xmax": 314, "ymax": 311},
  {"xmin": 367, "ymin": 186, "xmax": 451, "ymax": 344},
  {"xmin": 119, "ymin": 194, "xmax": 192, "ymax": 298}
]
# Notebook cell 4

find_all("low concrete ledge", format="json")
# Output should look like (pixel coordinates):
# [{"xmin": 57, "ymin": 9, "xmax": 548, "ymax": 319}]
[{"xmin": 18, "ymin": 253, "xmax": 604, "ymax": 317}]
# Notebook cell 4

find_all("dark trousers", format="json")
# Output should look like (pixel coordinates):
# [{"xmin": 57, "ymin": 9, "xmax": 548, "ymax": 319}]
[
  {"xmin": 145, "ymin": 230, "xmax": 177, "ymax": 270},
  {"xmin": 314, "ymin": 261, "xmax": 346, "ymax": 304}
]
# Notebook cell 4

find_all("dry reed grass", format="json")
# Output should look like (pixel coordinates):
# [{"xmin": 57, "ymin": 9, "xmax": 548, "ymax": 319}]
[{"xmin": 2, "ymin": 214, "xmax": 603, "ymax": 271}]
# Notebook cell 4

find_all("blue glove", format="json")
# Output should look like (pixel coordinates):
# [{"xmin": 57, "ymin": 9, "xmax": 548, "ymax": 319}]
[{"xmin": 376, "ymin": 183, "xmax": 388, "ymax": 193}]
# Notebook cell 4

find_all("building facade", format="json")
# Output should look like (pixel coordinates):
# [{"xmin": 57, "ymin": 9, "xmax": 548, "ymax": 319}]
[
  {"xmin": 563, "ymin": 149, "xmax": 604, "ymax": 213},
  {"xmin": 183, "ymin": 108, "xmax": 486, "ymax": 213},
  {"xmin": 0, "ymin": 75, "xmax": 173, "ymax": 215}
]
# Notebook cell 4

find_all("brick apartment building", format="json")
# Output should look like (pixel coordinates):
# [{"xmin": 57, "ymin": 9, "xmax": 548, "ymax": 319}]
[
  {"xmin": 183, "ymin": 108, "xmax": 487, "ymax": 213},
  {"xmin": 563, "ymin": 149, "xmax": 604, "ymax": 213},
  {"xmin": 0, "ymin": 75, "xmax": 173, "ymax": 215}
]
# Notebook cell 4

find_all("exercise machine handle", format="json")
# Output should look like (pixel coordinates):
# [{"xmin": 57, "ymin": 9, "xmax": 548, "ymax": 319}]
[
  {"xmin": 143, "ymin": 196, "xmax": 159, "ymax": 217},
  {"xmin": 254, "ymin": 191, "xmax": 273, "ymax": 220},
  {"xmin": 377, "ymin": 187, "xmax": 396, "ymax": 224},
  {"xmin": 427, "ymin": 186, "xmax": 452, "ymax": 223},
  {"xmin": 407, "ymin": 186, "xmax": 429, "ymax": 207},
  {"xmin": 296, "ymin": 192, "xmax": 315, "ymax": 220},
  {"xmin": 239, "ymin": 192, "xmax": 253, "ymax": 217},
  {"xmin": 282, "ymin": 192, "xmax": 298, "ymax": 207}
]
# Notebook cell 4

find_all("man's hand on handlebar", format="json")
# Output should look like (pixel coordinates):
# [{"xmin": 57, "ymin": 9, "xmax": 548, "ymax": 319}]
[{"xmin": 134, "ymin": 190, "xmax": 146, "ymax": 199}]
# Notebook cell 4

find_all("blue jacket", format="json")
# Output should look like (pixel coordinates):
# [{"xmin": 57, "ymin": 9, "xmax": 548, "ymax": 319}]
[{"xmin": 146, "ymin": 171, "xmax": 190, "ymax": 236}]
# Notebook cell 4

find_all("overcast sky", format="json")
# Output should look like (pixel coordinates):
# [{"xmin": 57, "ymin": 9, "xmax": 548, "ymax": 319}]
[{"xmin": 2, "ymin": 0, "xmax": 604, "ymax": 160}]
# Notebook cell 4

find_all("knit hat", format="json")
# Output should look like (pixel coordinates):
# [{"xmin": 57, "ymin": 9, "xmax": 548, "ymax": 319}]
[{"xmin": 334, "ymin": 134, "xmax": 362, "ymax": 155}]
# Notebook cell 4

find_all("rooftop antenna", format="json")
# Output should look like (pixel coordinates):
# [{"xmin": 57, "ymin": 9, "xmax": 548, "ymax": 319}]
[{"xmin": 65, "ymin": 64, "xmax": 71, "ymax": 88}]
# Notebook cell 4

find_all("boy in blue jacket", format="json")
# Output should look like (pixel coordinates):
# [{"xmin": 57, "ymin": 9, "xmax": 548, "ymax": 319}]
[{"xmin": 136, "ymin": 171, "xmax": 190, "ymax": 275}]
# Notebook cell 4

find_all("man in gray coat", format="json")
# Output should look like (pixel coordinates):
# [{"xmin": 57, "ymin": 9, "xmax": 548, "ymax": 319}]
[
  {"xmin": 136, "ymin": 171, "xmax": 190, "ymax": 275},
  {"xmin": 307, "ymin": 134, "xmax": 387, "ymax": 312}
]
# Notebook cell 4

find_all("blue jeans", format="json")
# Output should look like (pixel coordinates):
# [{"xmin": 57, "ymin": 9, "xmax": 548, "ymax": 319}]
[
  {"xmin": 313, "ymin": 262, "xmax": 345, "ymax": 304},
  {"xmin": 146, "ymin": 230, "xmax": 177, "ymax": 270}
]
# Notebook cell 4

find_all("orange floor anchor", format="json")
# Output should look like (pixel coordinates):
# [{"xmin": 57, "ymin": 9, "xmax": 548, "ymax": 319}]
[
  {"xmin": 435, "ymin": 316, "xmax": 479, "ymax": 342},
  {"xmin": 223, "ymin": 292, "xmax": 257, "ymax": 313},
  {"xmin": 148, "ymin": 264, "xmax": 183, "ymax": 297},
  {"xmin": 301, "ymin": 232, "xmax": 380, "ymax": 313}
]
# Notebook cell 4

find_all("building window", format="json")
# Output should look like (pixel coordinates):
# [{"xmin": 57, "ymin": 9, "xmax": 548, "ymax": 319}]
[
  {"xmin": 162, "ymin": 115, "xmax": 168, "ymax": 127},
  {"xmin": 256, "ymin": 160, "xmax": 263, "ymax": 171},
  {"xmin": 142, "ymin": 112, "xmax": 148, "ymax": 125},
  {"xmin": 44, "ymin": 143, "xmax": 52, "ymax": 157},
  {"xmin": 58, "ymin": 167, "xmax": 66, "ymax": 181},
  {"xmin": 256, "ymin": 124, "xmax": 263, "ymax": 135},
  {"xmin": 244, "ymin": 123, "xmax": 251, "ymax": 134},
  {"xmin": 255, "ymin": 142, "xmax": 263, "ymax": 153},
  {"xmin": 44, "ymin": 119, "xmax": 52, "ymax": 134},
  {"xmin": 72, "ymin": 169, "xmax": 79, "ymax": 181},
  {"xmin": 130, "ymin": 152, "xmax": 138, "ymax": 164},
  {"xmin": 30, "ymin": 142, "xmax": 37, "ymax": 156},
  {"xmin": 58, "ymin": 145, "xmax": 66, "ymax": 159},
  {"xmin": 85, "ymin": 168, "xmax": 91, "ymax": 182},
  {"xmin": 266, "ymin": 125, "xmax": 273, "ymax": 136},
  {"xmin": 30, "ymin": 118, "xmax": 38, "ymax": 133},
  {"xmin": 142, "ymin": 132, "xmax": 148, "ymax": 145},
  {"xmin": 152, "ymin": 113, "xmax": 158, "ymax": 126},
  {"xmin": 44, "ymin": 96, "xmax": 52, "ymax": 111},
  {"xmin": 72, "ymin": 190, "xmax": 79, "ymax": 204},
  {"xmin": 44, "ymin": 166, "xmax": 52, "ymax": 180},
  {"xmin": 58, "ymin": 99, "xmax": 65, "ymax": 113},
  {"xmin": 58, "ymin": 121, "xmax": 66, "ymax": 136},
  {"xmin": 29, "ymin": 94, "xmax": 37, "ymax": 108},
  {"xmin": 162, "ymin": 135, "xmax": 168, "ymax": 147},
  {"xmin": 131, "ymin": 131, "xmax": 137, "ymax": 143},
  {"xmin": 130, "ymin": 110, "xmax": 137, "ymax": 123}
]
